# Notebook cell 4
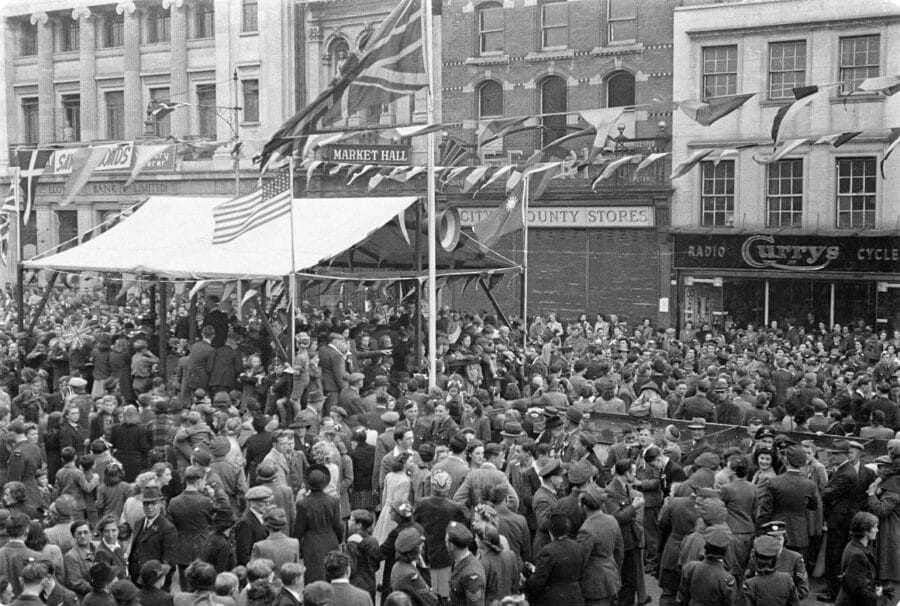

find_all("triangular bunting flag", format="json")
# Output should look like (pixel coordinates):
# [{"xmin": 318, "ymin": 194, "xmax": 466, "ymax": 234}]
[
  {"xmin": 579, "ymin": 108, "xmax": 623, "ymax": 161},
  {"xmin": 752, "ymin": 138, "xmax": 808, "ymax": 164},
  {"xmin": 329, "ymin": 163, "xmax": 348, "ymax": 176},
  {"xmin": 402, "ymin": 166, "xmax": 427, "ymax": 181},
  {"xmin": 678, "ymin": 93, "xmax": 755, "ymax": 126},
  {"xmin": 61, "ymin": 145, "xmax": 122, "ymax": 207},
  {"xmin": 832, "ymin": 131, "xmax": 862, "ymax": 148},
  {"xmin": 347, "ymin": 165, "xmax": 375, "ymax": 185},
  {"xmin": 591, "ymin": 155, "xmax": 639, "ymax": 189},
  {"xmin": 393, "ymin": 124, "xmax": 444, "ymax": 138},
  {"xmin": 855, "ymin": 75, "xmax": 900, "ymax": 96},
  {"xmin": 368, "ymin": 171, "xmax": 386, "ymax": 192},
  {"xmin": 881, "ymin": 127, "xmax": 900, "ymax": 179},
  {"xmin": 462, "ymin": 166, "xmax": 489, "ymax": 193},
  {"xmin": 477, "ymin": 116, "xmax": 529, "ymax": 149},
  {"xmin": 505, "ymin": 170, "xmax": 522, "ymax": 194},
  {"xmin": 306, "ymin": 160, "xmax": 324, "ymax": 184},
  {"xmin": 670, "ymin": 149, "xmax": 713, "ymax": 180},
  {"xmin": 632, "ymin": 152, "xmax": 670, "ymax": 182},
  {"xmin": 475, "ymin": 165, "xmax": 513, "ymax": 196},
  {"xmin": 771, "ymin": 85, "xmax": 838, "ymax": 146},
  {"xmin": 125, "ymin": 144, "xmax": 172, "ymax": 188}
]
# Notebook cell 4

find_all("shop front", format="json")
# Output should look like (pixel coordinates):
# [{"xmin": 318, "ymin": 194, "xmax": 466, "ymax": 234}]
[{"xmin": 673, "ymin": 233, "xmax": 900, "ymax": 332}]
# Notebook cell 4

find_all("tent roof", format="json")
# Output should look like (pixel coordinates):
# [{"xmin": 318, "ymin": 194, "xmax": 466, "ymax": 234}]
[{"xmin": 24, "ymin": 196, "xmax": 517, "ymax": 280}]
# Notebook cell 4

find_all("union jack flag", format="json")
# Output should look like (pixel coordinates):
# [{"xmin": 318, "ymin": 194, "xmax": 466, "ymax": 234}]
[{"xmin": 259, "ymin": 0, "xmax": 428, "ymax": 170}]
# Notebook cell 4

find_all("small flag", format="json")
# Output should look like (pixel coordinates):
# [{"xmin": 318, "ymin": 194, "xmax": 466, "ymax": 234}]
[
  {"xmin": 771, "ymin": 85, "xmax": 838, "ymax": 146},
  {"xmin": 61, "ymin": 145, "xmax": 128, "ymax": 207},
  {"xmin": 1, "ymin": 180, "xmax": 18, "ymax": 214},
  {"xmin": 473, "ymin": 190, "xmax": 523, "ymax": 247},
  {"xmin": 854, "ymin": 75, "xmax": 900, "ymax": 96},
  {"xmin": 632, "ymin": 152, "xmax": 670, "ymax": 182},
  {"xmin": 591, "ymin": 155, "xmax": 639, "ymax": 189},
  {"xmin": 212, "ymin": 167, "xmax": 293, "ymax": 244},
  {"xmin": 670, "ymin": 149, "xmax": 713, "ymax": 180},
  {"xmin": 752, "ymin": 138, "xmax": 808, "ymax": 165},
  {"xmin": 392, "ymin": 124, "xmax": 444, "ymax": 139},
  {"xmin": 678, "ymin": 93, "xmax": 755, "ymax": 126},
  {"xmin": 461, "ymin": 166, "xmax": 489, "ymax": 193},
  {"xmin": 347, "ymin": 165, "xmax": 376, "ymax": 185},
  {"xmin": 148, "ymin": 100, "xmax": 188, "ymax": 120},
  {"xmin": 125, "ymin": 144, "xmax": 173, "ymax": 188},
  {"xmin": 579, "ymin": 109, "xmax": 624, "ymax": 161},
  {"xmin": 17, "ymin": 149, "xmax": 53, "ymax": 226},
  {"xmin": 881, "ymin": 128, "xmax": 900, "ymax": 179},
  {"xmin": 474, "ymin": 165, "xmax": 513, "ymax": 196},
  {"xmin": 477, "ymin": 116, "xmax": 529, "ymax": 149}
]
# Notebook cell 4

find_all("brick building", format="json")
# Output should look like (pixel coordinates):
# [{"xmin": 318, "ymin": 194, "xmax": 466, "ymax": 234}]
[
  {"xmin": 671, "ymin": 0, "xmax": 900, "ymax": 332},
  {"xmin": 440, "ymin": 0, "xmax": 677, "ymax": 326}
]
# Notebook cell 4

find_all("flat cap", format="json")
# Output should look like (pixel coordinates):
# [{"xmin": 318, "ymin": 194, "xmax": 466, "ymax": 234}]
[
  {"xmin": 704, "ymin": 526, "xmax": 732, "ymax": 549},
  {"xmin": 245, "ymin": 486, "xmax": 274, "ymax": 501},
  {"xmin": 753, "ymin": 535, "xmax": 781, "ymax": 558},
  {"xmin": 395, "ymin": 527, "xmax": 423, "ymax": 553},
  {"xmin": 446, "ymin": 521, "xmax": 473, "ymax": 545}
]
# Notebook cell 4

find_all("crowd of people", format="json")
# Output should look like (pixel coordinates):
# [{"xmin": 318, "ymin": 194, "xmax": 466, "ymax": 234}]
[{"xmin": 0, "ymin": 284, "xmax": 899, "ymax": 606}]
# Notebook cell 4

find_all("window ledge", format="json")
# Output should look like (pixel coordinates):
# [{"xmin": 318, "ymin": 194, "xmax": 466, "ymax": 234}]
[
  {"xmin": 525, "ymin": 49, "xmax": 574, "ymax": 62},
  {"xmin": 830, "ymin": 94, "xmax": 883, "ymax": 104},
  {"xmin": 52, "ymin": 51, "xmax": 80, "ymax": 60},
  {"xmin": 188, "ymin": 38, "xmax": 215, "ymax": 48},
  {"xmin": 96, "ymin": 47, "xmax": 124, "ymax": 57},
  {"xmin": 141, "ymin": 42, "xmax": 172, "ymax": 51},
  {"xmin": 592, "ymin": 42, "xmax": 644, "ymax": 56},
  {"xmin": 240, "ymin": 121, "xmax": 260, "ymax": 127},
  {"xmin": 13, "ymin": 55, "xmax": 38, "ymax": 64},
  {"xmin": 758, "ymin": 99, "xmax": 792, "ymax": 108},
  {"xmin": 239, "ymin": 31, "xmax": 258, "ymax": 37},
  {"xmin": 464, "ymin": 54, "xmax": 510, "ymax": 66}
]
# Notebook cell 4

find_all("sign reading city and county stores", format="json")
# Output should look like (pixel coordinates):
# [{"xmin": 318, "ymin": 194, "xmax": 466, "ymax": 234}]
[
  {"xmin": 458, "ymin": 206, "xmax": 655, "ymax": 228},
  {"xmin": 325, "ymin": 144, "xmax": 411, "ymax": 165},
  {"xmin": 674, "ymin": 234, "xmax": 900, "ymax": 274},
  {"xmin": 48, "ymin": 144, "xmax": 176, "ymax": 175}
]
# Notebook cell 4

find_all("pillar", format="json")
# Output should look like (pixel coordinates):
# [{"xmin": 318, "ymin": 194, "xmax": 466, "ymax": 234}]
[
  {"xmin": 118, "ymin": 1, "xmax": 141, "ymax": 138},
  {"xmin": 32, "ymin": 12, "xmax": 53, "ymax": 144},
  {"xmin": 165, "ymin": 0, "xmax": 189, "ymax": 137},
  {"xmin": 0, "ymin": 18, "xmax": 13, "ymax": 173},
  {"xmin": 74, "ymin": 7, "xmax": 96, "ymax": 141}
]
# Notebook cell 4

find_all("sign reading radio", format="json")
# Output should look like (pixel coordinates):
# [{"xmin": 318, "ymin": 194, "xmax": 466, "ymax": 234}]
[
  {"xmin": 674, "ymin": 234, "xmax": 900, "ymax": 274},
  {"xmin": 458, "ymin": 206, "xmax": 654, "ymax": 228},
  {"xmin": 326, "ymin": 144, "xmax": 410, "ymax": 165}
]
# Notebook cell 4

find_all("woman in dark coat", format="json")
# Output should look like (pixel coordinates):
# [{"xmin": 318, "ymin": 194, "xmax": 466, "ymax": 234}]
[
  {"xmin": 525, "ymin": 513, "xmax": 587, "ymax": 606},
  {"xmin": 108, "ymin": 406, "xmax": 148, "ymax": 482},
  {"xmin": 109, "ymin": 337, "xmax": 133, "ymax": 404},
  {"xmin": 836, "ymin": 511, "xmax": 882, "ymax": 606},
  {"xmin": 91, "ymin": 335, "xmax": 113, "ymax": 400},
  {"xmin": 201, "ymin": 509, "xmax": 237, "ymax": 573},
  {"xmin": 45, "ymin": 411, "xmax": 64, "ymax": 483},
  {"xmin": 60, "ymin": 406, "xmax": 88, "ymax": 455},
  {"xmin": 293, "ymin": 464, "xmax": 342, "ymax": 583}
]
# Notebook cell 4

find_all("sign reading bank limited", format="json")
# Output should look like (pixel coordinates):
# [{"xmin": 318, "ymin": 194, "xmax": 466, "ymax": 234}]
[{"xmin": 674, "ymin": 234, "xmax": 900, "ymax": 274}]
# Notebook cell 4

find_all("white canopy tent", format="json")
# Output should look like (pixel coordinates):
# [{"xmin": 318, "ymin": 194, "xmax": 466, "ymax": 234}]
[{"xmin": 24, "ymin": 196, "xmax": 421, "ymax": 279}]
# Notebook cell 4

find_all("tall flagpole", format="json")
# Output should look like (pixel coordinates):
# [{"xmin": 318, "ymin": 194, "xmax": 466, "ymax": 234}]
[
  {"xmin": 423, "ymin": 0, "xmax": 437, "ymax": 387},
  {"xmin": 287, "ymin": 156, "xmax": 297, "ymax": 367},
  {"xmin": 520, "ymin": 174, "xmax": 529, "ymax": 352},
  {"xmin": 14, "ymin": 166, "xmax": 24, "ymax": 333}
]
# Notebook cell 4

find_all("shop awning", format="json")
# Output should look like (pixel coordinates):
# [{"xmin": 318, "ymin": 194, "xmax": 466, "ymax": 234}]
[{"xmin": 24, "ymin": 196, "xmax": 518, "ymax": 280}]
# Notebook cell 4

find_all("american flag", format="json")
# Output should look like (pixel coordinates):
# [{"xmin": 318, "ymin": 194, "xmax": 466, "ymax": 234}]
[
  {"xmin": 212, "ymin": 168, "xmax": 293, "ymax": 244},
  {"xmin": 258, "ymin": 0, "xmax": 427, "ymax": 169},
  {"xmin": 1, "ymin": 180, "xmax": 17, "ymax": 214}
]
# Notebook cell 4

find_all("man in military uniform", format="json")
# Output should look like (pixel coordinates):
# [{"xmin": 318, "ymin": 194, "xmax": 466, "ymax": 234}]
[
  {"xmin": 7, "ymin": 421, "xmax": 43, "ymax": 512},
  {"xmin": 67, "ymin": 378, "xmax": 92, "ymax": 434},
  {"xmin": 741, "ymin": 535, "xmax": 800, "ymax": 606},
  {"xmin": 676, "ymin": 527, "xmax": 736, "ymax": 605},
  {"xmin": 446, "ymin": 521, "xmax": 485, "ymax": 606},
  {"xmin": 744, "ymin": 521, "xmax": 809, "ymax": 601}
]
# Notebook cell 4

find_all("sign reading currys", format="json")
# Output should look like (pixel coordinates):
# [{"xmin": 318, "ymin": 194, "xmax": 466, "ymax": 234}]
[{"xmin": 674, "ymin": 234, "xmax": 900, "ymax": 274}]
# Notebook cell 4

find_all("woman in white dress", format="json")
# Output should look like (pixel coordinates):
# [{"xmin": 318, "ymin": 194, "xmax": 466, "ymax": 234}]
[{"xmin": 372, "ymin": 452, "xmax": 412, "ymax": 544}]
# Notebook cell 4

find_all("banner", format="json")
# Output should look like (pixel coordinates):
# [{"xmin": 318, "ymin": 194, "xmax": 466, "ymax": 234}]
[{"xmin": 51, "ymin": 142, "xmax": 135, "ymax": 175}]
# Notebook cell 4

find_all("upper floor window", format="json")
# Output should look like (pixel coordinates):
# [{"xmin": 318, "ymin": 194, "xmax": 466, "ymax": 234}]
[
  {"xmin": 242, "ymin": 0, "xmax": 258, "ymax": 33},
  {"xmin": 607, "ymin": 71, "xmax": 635, "ymax": 108},
  {"xmin": 56, "ymin": 210, "xmax": 79, "ymax": 251},
  {"xmin": 328, "ymin": 38, "xmax": 351, "ymax": 78},
  {"xmin": 478, "ymin": 81, "xmax": 503, "ymax": 119},
  {"xmin": 700, "ymin": 160, "xmax": 735, "ymax": 227},
  {"xmin": 19, "ymin": 21, "xmax": 37, "ymax": 56},
  {"xmin": 766, "ymin": 159, "xmax": 803, "ymax": 228},
  {"xmin": 478, "ymin": 4, "xmax": 503, "ymax": 55},
  {"xmin": 607, "ymin": 0, "xmax": 636, "ymax": 44},
  {"xmin": 61, "ymin": 94, "xmax": 81, "ymax": 141},
  {"xmin": 702, "ymin": 45, "xmax": 737, "ymax": 99},
  {"xmin": 768, "ymin": 41, "xmax": 806, "ymax": 100},
  {"xmin": 541, "ymin": 2, "xmax": 567, "ymax": 50},
  {"xmin": 56, "ymin": 18, "xmax": 80, "ymax": 53},
  {"xmin": 101, "ymin": 11, "xmax": 125, "ymax": 48},
  {"xmin": 22, "ymin": 98, "xmax": 39, "ymax": 145},
  {"xmin": 106, "ymin": 91, "xmax": 125, "ymax": 140},
  {"xmin": 540, "ymin": 76, "xmax": 567, "ymax": 146},
  {"xmin": 197, "ymin": 84, "xmax": 218, "ymax": 138},
  {"xmin": 193, "ymin": 0, "xmax": 215, "ymax": 39},
  {"xmin": 150, "ymin": 87, "xmax": 171, "ymax": 137},
  {"xmin": 242, "ymin": 80, "xmax": 260, "ymax": 123},
  {"xmin": 147, "ymin": 5, "xmax": 170, "ymax": 43},
  {"xmin": 839, "ymin": 35, "xmax": 879, "ymax": 94},
  {"xmin": 836, "ymin": 157, "xmax": 876, "ymax": 228}
]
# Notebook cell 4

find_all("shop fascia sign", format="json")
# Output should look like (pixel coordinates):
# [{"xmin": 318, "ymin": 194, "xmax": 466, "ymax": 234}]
[
  {"xmin": 674, "ymin": 233, "xmax": 900, "ymax": 273},
  {"xmin": 325, "ymin": 144, "xmax": 410, "ymax": 165},
  {"xmin": 458, "ymin": 205, "xmax": 655, "ymax": 228},
  {"xmin": 48, "ymin": 144, "xmax": 176, "ymax": 175}
]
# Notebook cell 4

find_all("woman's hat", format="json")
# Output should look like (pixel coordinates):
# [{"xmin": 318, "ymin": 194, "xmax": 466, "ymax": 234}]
[
  {"xmin": 89, "ymin": 561, "xmax": 119, "ymax": 586},
  {"xmin": 264, "ymin": 507, "xmax": 288, "ymax": 530},
  {"xmin": 110, "ymin": 580, "xmax": 139, "ymax": 603},
  {"xmin": 305, "ymin": 464, "xmax": 332, "ymax": 491},
  {"xmin": 139, "ymin": 560, "xmax": 170, "ymax": 588}
]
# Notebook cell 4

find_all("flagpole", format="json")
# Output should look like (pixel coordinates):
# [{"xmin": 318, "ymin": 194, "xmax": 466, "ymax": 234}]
[
  {"xmin": 423, "ymin": 0, "xmax": 437, "ymax": 388},
  {"xmin": 288, "ymin": 156, "xmax": 297, "ymax": 368},
  {"xmin": 13, "ymin": 166, "xmax": 25, "ymax": 332},
  {"xmin": 520, "ymin": 174, "xmax": 529, "ymax": 352}
]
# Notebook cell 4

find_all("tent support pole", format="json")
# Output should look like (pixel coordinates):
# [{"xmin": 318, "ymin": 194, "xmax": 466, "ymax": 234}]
[
  {"xmin": 157, "ymin": 278, "xmax": 167, "ymax": 380},
  {"xmin": 267, "ymin": 283, "xmax": 285, "ymax": 318},
  {"xmin": 26, "ymin": 271, "xmax": 58, "ymax": 336},
  {"xmin": 16, "ymin": 262, "xmax": 25, "ymax": 333},
  {"xmin": 478, "ymin": 277, "xmax": 510, "ymax": 329},
  {"xmin": 415, "ymin": 200, "xmax": 423, "ymax": 367},
  {"xmin": 188, "ymin": 289, "xmax": 197, "ymax": 342},
  {"xmin": 250, "ymin": 296, "xmax": 289, "ymax": 362}
]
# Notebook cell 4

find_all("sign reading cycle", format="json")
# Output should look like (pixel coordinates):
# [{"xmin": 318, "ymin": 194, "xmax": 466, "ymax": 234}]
[
  {"xmin": 458, "ymin": 206, "xmax": 654, "ymax": 228},
  {"xmin": 674, "ymin": 233, "xmax": 900, "ymax": 274}
]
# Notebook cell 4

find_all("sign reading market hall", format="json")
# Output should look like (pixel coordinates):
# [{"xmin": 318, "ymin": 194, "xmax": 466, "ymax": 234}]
[
  {"xmin": 326, "ymin": 144, "xmax": 411, "ymax": 165},
  {"xmin": 674, "ymin": 234, "xmax": 900, "ymax": 274}
]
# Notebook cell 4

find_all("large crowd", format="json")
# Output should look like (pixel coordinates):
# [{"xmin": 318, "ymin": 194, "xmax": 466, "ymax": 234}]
[{"xmin": 0, "ymin": 284, "xmax": 899, "ymax": 606}]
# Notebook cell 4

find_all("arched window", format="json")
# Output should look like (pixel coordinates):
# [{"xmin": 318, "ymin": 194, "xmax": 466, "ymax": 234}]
[
  {"xmin": 328, "ymin": 38, "xmax": 350, "ymax": 77},
  {"xmin": 478, "ymin": 80, "xmax": 503, "ymax": 119},
  {"xmin": 477, "ymin": 2, "xmax": 503, "ymax": 55},
  {"xmin": 607, "ymin": 71, "xmax": 635, "ymax": 108},
  {"xmin": 540, "ymin": 76, "xmax": 567, "ymax": 146}
]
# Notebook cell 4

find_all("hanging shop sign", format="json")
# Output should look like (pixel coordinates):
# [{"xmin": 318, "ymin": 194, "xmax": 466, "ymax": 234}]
[
  {"xmin": 674, "ymin": 233, "xmax": 900, "ymax": 273},
  {"xmin": 458, "ymin": 205, "xmax": 655, "ymax": 228},
  {"xmin": 325, "ymin": 144, "xmax": 411, "ymax": 165},
  {"xmin": 48, "ymin": 144, "xmax": 176, "ymax": 175}
]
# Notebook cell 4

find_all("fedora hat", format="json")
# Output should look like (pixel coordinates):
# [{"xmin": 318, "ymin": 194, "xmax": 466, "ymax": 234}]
[
  {"xmin": 500, "ymin": 421, "xmax": 524, "ymax": 438},
  {"xmin": 687, "ymin": 417, "xmax": 707, "ymax": 430},
  {"xmin": 140, "ymin": 486, "xmax": 165, "ymax": 503}
]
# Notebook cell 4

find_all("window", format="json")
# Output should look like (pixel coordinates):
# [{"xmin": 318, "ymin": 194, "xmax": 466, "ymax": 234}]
[
  {"xmin": 608, "ymin": 0, "xmax": 636, "ymax": 44},
  {"xmin": 541, "ymin": 2, "xmax": 567, "ymax": 50},
  {"xmin": 365, "ymin": 104, "xmax": 384, "ymax": 126},
  {"xmin": 836, "ymin": 157, "xmax": 876, "ymax": 228},
  {"xmin": 56, "ymin": 18, "xmax": 79, "ymax": 53},
  {"xmin": 193, "ymin": 0, "xmax": 215, "ymax": 39},
  {"xmin": 700, "ymin": 160, "xmax": 735, "ymax": 226},
  {"xmin": 766, "ymin": 159, "xmax": 803, "ymax": 228},
  {"xmin": 607, "ymin": 71, "xmax": 635, "ymax": 108},
  {"xmin": 22, "ymin": 99, "xmax": 39, "ymax": 145},
  {"xmin": 197, "ymin": 84, "xmax": 217, "ymax": 138},
  {"xmin": 478, "ymin": 81, "xmax": 503, "ymax": 119},
  {"xmin": 540, "ymin": 76, "xmax": 567, "ymax": 146},
  {"xmin": 478, "ymin": 4, "xmax": 503, "ymax": 55},
  {"xmin": 242, "ymin": 80, "xmax": 259, "ymax": 123},
  {"xmin": 839, "ymin": 35, "xmax": 879, "ymax": 94},
  {"xmin": 150, "ymin": 88, "xmax": 171, "ymax": 137},
  {"xmin": 57, "ymin": 210, "xmax": 79, "ymax": 251},
  {"xmin": 702, "ymin": 45, "xmax": 737, "ymax": 99},
  {"xmin": 328, "ymin": 38, "xmax": 350, "ymax": 77},
  {"xmin": 101, "ymin": 11, "xmax": 125, "ymax": 48},
  {"xmin": 768, "ymin": 41, "xmax": 806, "ymax": 100},
  {"xmin": 21, "ymin": 220, "xmax": 37, "ymax": 251},
  {"xmin": 62, "ymin": 95, "xmax": 81, "ymax": 142},
  {"xmin": 19, "ymin": 21, "xmax": 37, "ymax": 56},
  {"xmin": 242, "ymin": 0, "xmax": 258, "ymax": 33},
  {"xmin": 147, "ymin": 5, "xmax": 170, "ymax": 43},
  {"xmin": 106, "ymin": 91, "xmax": 125, "ymax": 140}
]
